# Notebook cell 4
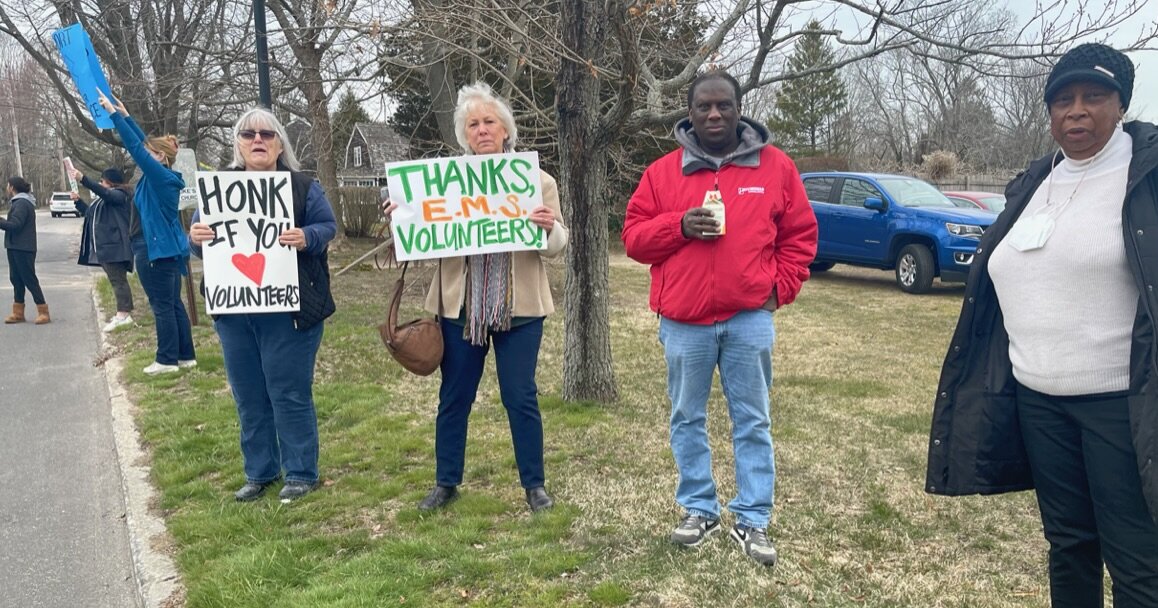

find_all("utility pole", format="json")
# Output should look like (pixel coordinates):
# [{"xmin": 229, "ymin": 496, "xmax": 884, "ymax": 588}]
[{"xmin": 254, "ymin": 0, "xmax": 272, "ymax": 107}]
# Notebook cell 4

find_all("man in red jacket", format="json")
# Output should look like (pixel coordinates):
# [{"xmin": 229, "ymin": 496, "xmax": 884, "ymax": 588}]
[{"xmin": 622, "ymin": 70, "xmax": 817, "ymax": 567}]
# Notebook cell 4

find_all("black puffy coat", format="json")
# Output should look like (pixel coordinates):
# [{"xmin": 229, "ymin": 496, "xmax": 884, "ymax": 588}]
[
  {"xmin": 76, "ymin": 177, "xmax": 135, "ymax": 267},
  {"xmin": 925, "ymin": 121, "xmax": 1158, "ymax": 523}
]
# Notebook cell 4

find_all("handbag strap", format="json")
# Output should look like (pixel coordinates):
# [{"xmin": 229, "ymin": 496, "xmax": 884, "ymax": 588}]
[{"xmin": 385, "ymin": 261, "xmax": 409, "ymax": 343}]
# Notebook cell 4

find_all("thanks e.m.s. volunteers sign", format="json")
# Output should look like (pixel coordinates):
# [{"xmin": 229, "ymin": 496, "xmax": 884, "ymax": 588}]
[
  {"xmin": 196, "ymin": 171, "xmax": 299, "ymax": 314},
  {"xmin": 385, "ymin": 152, "xmax": 545, "ymax": 261}
]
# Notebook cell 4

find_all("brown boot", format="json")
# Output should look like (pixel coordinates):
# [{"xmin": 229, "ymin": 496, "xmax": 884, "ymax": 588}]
[
  {"xmin": 34, "ymin": 303, "xmax": 50, "ymax": 325},
  {"xmin": 4, "ymin": 303, "xmax": 25, "ymax": 324}
]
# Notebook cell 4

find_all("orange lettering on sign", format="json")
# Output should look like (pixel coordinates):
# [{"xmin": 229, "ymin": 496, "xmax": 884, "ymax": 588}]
[
  {"xmin": 461, "ymin": 195, "xmax": 491, "ymax": 218},
  {"xmin": 499, "ymin": 194, "xmax": 523, "ymax": 219},
  {"xmin": 423, "ymin": 198, "xmax": 450, "ymax": 222}
]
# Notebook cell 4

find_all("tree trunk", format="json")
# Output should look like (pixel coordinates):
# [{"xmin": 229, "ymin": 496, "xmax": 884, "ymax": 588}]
[
  {"xmin": 413, "ymin": 0, "xmax": 459, "ymax": 151},
  {"xmin": 557, "ymin": 0, "xmax": 617, "ymax": 403}
]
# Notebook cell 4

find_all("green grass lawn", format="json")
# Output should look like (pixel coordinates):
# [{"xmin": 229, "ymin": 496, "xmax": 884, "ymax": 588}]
[{"xmin": 104, "ymin": 241, "xmax": 1057, "ymax": 607}]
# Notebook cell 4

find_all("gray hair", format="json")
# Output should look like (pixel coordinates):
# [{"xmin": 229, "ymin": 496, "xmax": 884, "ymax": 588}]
[
  {"xmin": 229, "ymin": 108, "xmax": 300, "ymax": 171},
  {"xmin": 453, "ymin": 82, "xmax": 518, "ymax": 154}
]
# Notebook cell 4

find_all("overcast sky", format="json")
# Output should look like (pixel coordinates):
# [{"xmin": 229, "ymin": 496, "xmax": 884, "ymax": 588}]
[{"xmin": 1008, "ymin": 3, "xmax": 1158, "ymax": 122}]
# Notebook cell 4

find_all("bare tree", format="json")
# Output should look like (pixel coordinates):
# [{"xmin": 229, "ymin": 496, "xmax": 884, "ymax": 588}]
[{"xmin": 386, "ymin": 0, "xmax": 1156, "ymax": 402}]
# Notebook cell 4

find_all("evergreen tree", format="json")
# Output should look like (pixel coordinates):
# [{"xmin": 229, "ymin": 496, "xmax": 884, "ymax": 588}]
[
  {"xmin": 331, "ymin": 88, "xmax": 371, "ymax": 159},
  {"xmin": 767, "ymin": 21, "xmax": 847, "ymax": 157}
]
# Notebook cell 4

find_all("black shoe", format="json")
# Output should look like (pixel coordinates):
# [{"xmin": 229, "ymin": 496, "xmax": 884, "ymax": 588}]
[
  {"xmin": 526, "ymin": 486, "xmax": 554, "ymax": 512},
  {"xmin": 278, "ymin": 480, "xmax": 320, "ymax": 502},
  {"xmin": 417, "ymin": 485, "xmax": 458, "ymax": 510},
  {"xmin": 234, "ymin": 479, "xmax": 279, "ymax": 502}
]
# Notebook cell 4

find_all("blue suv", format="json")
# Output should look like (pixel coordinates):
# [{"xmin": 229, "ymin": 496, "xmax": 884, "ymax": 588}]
[{"xmin": 801, "ymin": 172, "xmax": 998, "ymax": 293}]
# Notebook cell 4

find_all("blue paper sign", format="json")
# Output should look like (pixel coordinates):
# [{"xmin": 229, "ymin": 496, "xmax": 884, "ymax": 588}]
[{"xmin": 52, "ymin": 24, "xmax": 114, "ymax": 129}]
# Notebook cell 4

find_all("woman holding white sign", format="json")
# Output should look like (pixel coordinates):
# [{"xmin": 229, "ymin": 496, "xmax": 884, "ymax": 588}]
[
  {"xmin": 384, "ymin": 82, "xmax": 569, "ymax": 513},
  {"xmin": 98, "ymin": 92, "xmax": 196, "ymax": 374},
  {"xmin": 189, "ymin": 108, "xmax": 337, "ymax": 503}
]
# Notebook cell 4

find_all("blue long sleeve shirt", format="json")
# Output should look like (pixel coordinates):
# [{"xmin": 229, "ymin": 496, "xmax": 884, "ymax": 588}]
[{"xmin": 110, "ymin": 113, "xmax": 188, "ymax": 263}]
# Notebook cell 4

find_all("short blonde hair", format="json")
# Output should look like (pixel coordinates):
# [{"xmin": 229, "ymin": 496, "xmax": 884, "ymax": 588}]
[
  {"xmin": 453, "ymin": 82, "xmax": 518, "ymax": 154},
  {"xmin": 229, "ymin": 108, "xmax": 300, "ymax": 171}
]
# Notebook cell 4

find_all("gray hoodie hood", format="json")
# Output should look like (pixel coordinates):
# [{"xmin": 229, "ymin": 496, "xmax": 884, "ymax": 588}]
[
  {"xmin": 11, "ymin": 192, "xmax": 35, "ymax": 206},
  {"xmin": 674, "ymin": 116, "xmax": 771, "ymax": 175}
]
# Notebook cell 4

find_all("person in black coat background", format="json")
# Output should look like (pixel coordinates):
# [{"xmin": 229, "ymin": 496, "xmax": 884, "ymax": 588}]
[
  {"xmin": 926, "ymin": 44, "xmax": 1158, "ymax": 607},
  {"xmin": 1, "ymin": 176, "xmax": 49, "ymax": 324},
  {"xmin": 70, "ymin": 167, "xmax": 138, "ymax": 331}
]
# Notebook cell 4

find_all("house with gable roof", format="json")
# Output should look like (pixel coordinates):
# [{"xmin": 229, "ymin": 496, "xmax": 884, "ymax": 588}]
[{"xmin": 338, "ymin": 122, "xmax": 410, "ymax": 187}]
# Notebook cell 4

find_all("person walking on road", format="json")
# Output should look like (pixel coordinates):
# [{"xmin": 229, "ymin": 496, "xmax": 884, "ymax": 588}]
[
  {"xmin": 70, "ymin": 167, "xmax": 137, "ymax": 331},
  {"xmin": 1, "ymin": 176, "xmax": 49, "ymax": 324}
]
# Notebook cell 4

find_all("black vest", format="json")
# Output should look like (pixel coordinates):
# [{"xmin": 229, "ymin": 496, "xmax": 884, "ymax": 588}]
[
  {"xmin": 212, "ymin": 166, "xmax": 336, "ymax": 330},
  {"xmin": 286, "ymin": 170, "xmax": 336, "ymax": 330}
]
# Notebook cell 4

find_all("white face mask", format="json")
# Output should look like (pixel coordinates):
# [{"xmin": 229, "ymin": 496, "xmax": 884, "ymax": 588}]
[{"xmin": 1005, "ymin": 213, "xmax": 1055, "ymax": 252}]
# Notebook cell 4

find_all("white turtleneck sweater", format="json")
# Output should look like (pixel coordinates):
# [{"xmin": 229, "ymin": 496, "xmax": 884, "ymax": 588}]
[{"xmin": 988, "ymin": 126, "xmax": 1137, "ymax": 396}]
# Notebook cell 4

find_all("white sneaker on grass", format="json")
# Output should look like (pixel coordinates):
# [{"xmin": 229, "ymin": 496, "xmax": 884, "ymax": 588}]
[
  {"xmin": 102, "ymin": 315, "xmax": 133, "ymax": 332},
  {"xmin": 670, "ymin": 514, "xmax": 722, "ymax": 547},
  {"xmin": 731, "ymin": 524, "xmax": 778, "ymax": 566},
  {"xmin": 143, "ymin": 362, "xmax": 179, "ymax": 375},
  {"xmin": 177, "ymin": 359, "xmax": 197, "ymax": 369}
]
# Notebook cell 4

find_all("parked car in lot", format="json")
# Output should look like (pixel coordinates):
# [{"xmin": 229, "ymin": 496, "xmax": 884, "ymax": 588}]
[
  {"xmin": 943, "ymin": 190, "xmax": 1006, "ymax": 213},
  {"xmin": 802, "ymin": 172, "xmax": 998, "ymax": 293},
  {"xmin": 49, "ymin": 191, "xmax": 81, "ymax": 218}
]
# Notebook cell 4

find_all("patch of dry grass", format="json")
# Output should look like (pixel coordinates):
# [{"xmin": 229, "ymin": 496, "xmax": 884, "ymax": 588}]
[{"xmin": 113, "ymin": 242, "xmax": 1064, "ymax": 607}]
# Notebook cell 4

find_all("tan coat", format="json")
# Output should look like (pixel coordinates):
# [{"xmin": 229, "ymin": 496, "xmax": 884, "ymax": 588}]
[{"xmin": 424, "ymin": 171, "xmax": 569, "ymax": 318}]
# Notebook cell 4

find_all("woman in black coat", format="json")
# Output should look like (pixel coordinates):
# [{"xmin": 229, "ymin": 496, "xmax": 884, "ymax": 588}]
[
  {"xmin": 70, "ymin": 167, "xmax": 137, "ymax": 331},
  {"xmin": 926, "ymin": 43, "xmax": 1158, "ymax": 607}
]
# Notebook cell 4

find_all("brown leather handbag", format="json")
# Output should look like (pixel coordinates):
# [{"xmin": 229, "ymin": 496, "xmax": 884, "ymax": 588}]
[{"xmin": 378, "ymin": 262, "xmax": 443, "ymax": 376}]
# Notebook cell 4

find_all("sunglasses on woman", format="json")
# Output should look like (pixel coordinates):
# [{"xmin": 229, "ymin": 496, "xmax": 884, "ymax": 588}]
[{"xmin": 239, "ymin": 129, "xmax": 278, "ymax": 141}]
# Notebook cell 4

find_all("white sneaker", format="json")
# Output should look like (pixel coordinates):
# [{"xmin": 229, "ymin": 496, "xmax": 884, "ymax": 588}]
[
  {"xmin": 102, "ymin": 315, "xmax": 133, "ymax": 332},
  {"xmin": 177, "ymin": 359, "xmax": 197, "ymax": 369},
  {"xmin": 143, "ymin": 362, "xmax": 179, "ymax": 375}
]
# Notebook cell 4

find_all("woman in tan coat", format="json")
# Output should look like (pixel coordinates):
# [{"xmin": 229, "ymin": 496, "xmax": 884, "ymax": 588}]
[{"xmin": 385, "ymin": 82, "xmax": 568, "ymax": 513}]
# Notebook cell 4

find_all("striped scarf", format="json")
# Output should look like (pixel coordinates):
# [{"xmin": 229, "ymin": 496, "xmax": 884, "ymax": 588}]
[{"xmin": 464, "ymin": 252, "xmax": 513, "ymax": 345}]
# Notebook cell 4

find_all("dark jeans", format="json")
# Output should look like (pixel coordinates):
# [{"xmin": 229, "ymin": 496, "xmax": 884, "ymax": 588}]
[
  {"xmin": 435, "ymin": 317, "xmax": 545, "ymax": 489},
  {"xmin": 7, "ymin": 249, "xmax": 45, "ymax": 305},
  {"xmin": 100, "ymin": 261, "xmax": 133, "ymax": 313},
  {"xmin": 215, "ymin": 313, "xmax": 324, "ymax": 484},
  {"xmin": 1017, "ymin": 384, "xmax": 1158, "ymax": 608},
  {"xmin": 133, "ymin": 241, "xmax": 194, "ymax": 365}
]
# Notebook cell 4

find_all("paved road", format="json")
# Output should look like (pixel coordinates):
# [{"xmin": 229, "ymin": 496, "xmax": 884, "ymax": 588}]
[{"xmin": 0, "ymin": 211, "xmax": 140, "ymax": 608}]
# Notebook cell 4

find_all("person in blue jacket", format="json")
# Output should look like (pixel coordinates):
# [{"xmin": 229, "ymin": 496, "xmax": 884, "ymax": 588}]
[
  {"xmin": 189, "ymin": 108, "xmax": 338, "ymax": 502},
  {"xmin": 98, "ymin": 92, "xmax": 196, "ymax": 374},
  {"xmin": 69, "ymin": 167, "xmax": 137, "ymax": 331}
]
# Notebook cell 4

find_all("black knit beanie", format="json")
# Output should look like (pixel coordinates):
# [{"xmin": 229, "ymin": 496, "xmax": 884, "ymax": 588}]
[{"xmin": 1044, "ymin": 43, "xmax": 1135, "ymax": 110}]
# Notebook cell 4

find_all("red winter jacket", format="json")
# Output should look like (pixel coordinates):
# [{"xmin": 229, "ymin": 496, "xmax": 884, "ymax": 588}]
[{"xmin": 622, "ymin": 138, "xmax": 817, "ymax": 325}]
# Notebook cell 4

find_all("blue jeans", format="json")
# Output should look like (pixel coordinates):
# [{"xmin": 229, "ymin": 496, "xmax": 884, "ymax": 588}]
[
  {"xmin": 133, "ymin": 240, "xmax": 194, "ymax": 365},
  {"xmin": 215, "ymin": 313, "xmax": 324, "ymax": 484},
  {"xmin": 659, "ymin": 309, "xmax": 775, "ymax": 529},
  {"xmin": 435, "ymin": 317, "xmax": 545, "ymax": 489}
]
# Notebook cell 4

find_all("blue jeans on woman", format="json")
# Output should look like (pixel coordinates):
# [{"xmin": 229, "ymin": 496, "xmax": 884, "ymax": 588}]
[
  {"xmin": 659, "ymin": 309, "xmax": 776, "ymax": 529},
  {"xmin": 435, "ymin": 317, "xmax": 546, "ymax": 490},
  {"xmin": 132, "ymin": 239, "xmax": 194, "ymax": 365},
  {"xmin": 215, "ymin": 312, "xmax": 324, "ymax": 484}
]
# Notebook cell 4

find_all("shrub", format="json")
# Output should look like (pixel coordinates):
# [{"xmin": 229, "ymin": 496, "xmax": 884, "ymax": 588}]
[{"xmin": 921, "ymin": 150, "xmax": 959, "ymax": 181}]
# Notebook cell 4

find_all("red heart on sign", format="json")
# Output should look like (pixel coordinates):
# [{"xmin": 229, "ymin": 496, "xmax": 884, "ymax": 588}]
[{"xmin": 232, "ymin": 253, "xmax": 266, "ymax": 285}]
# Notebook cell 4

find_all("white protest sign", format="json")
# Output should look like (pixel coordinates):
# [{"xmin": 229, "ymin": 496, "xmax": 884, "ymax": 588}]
[
  {"xmin": 62, "ymin": 157, "xmax": 79, "ymax": 193},
  {"xmin": 196, "ymin": 171, "xmax": 299, "ymax": 314},
  {"xmin": 385, "ymin": 151, "xmax": 545, "ymax": 261},
  {"xmin": 173, "ymin": 148, "xmax": 199, "ymax": 210}
]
